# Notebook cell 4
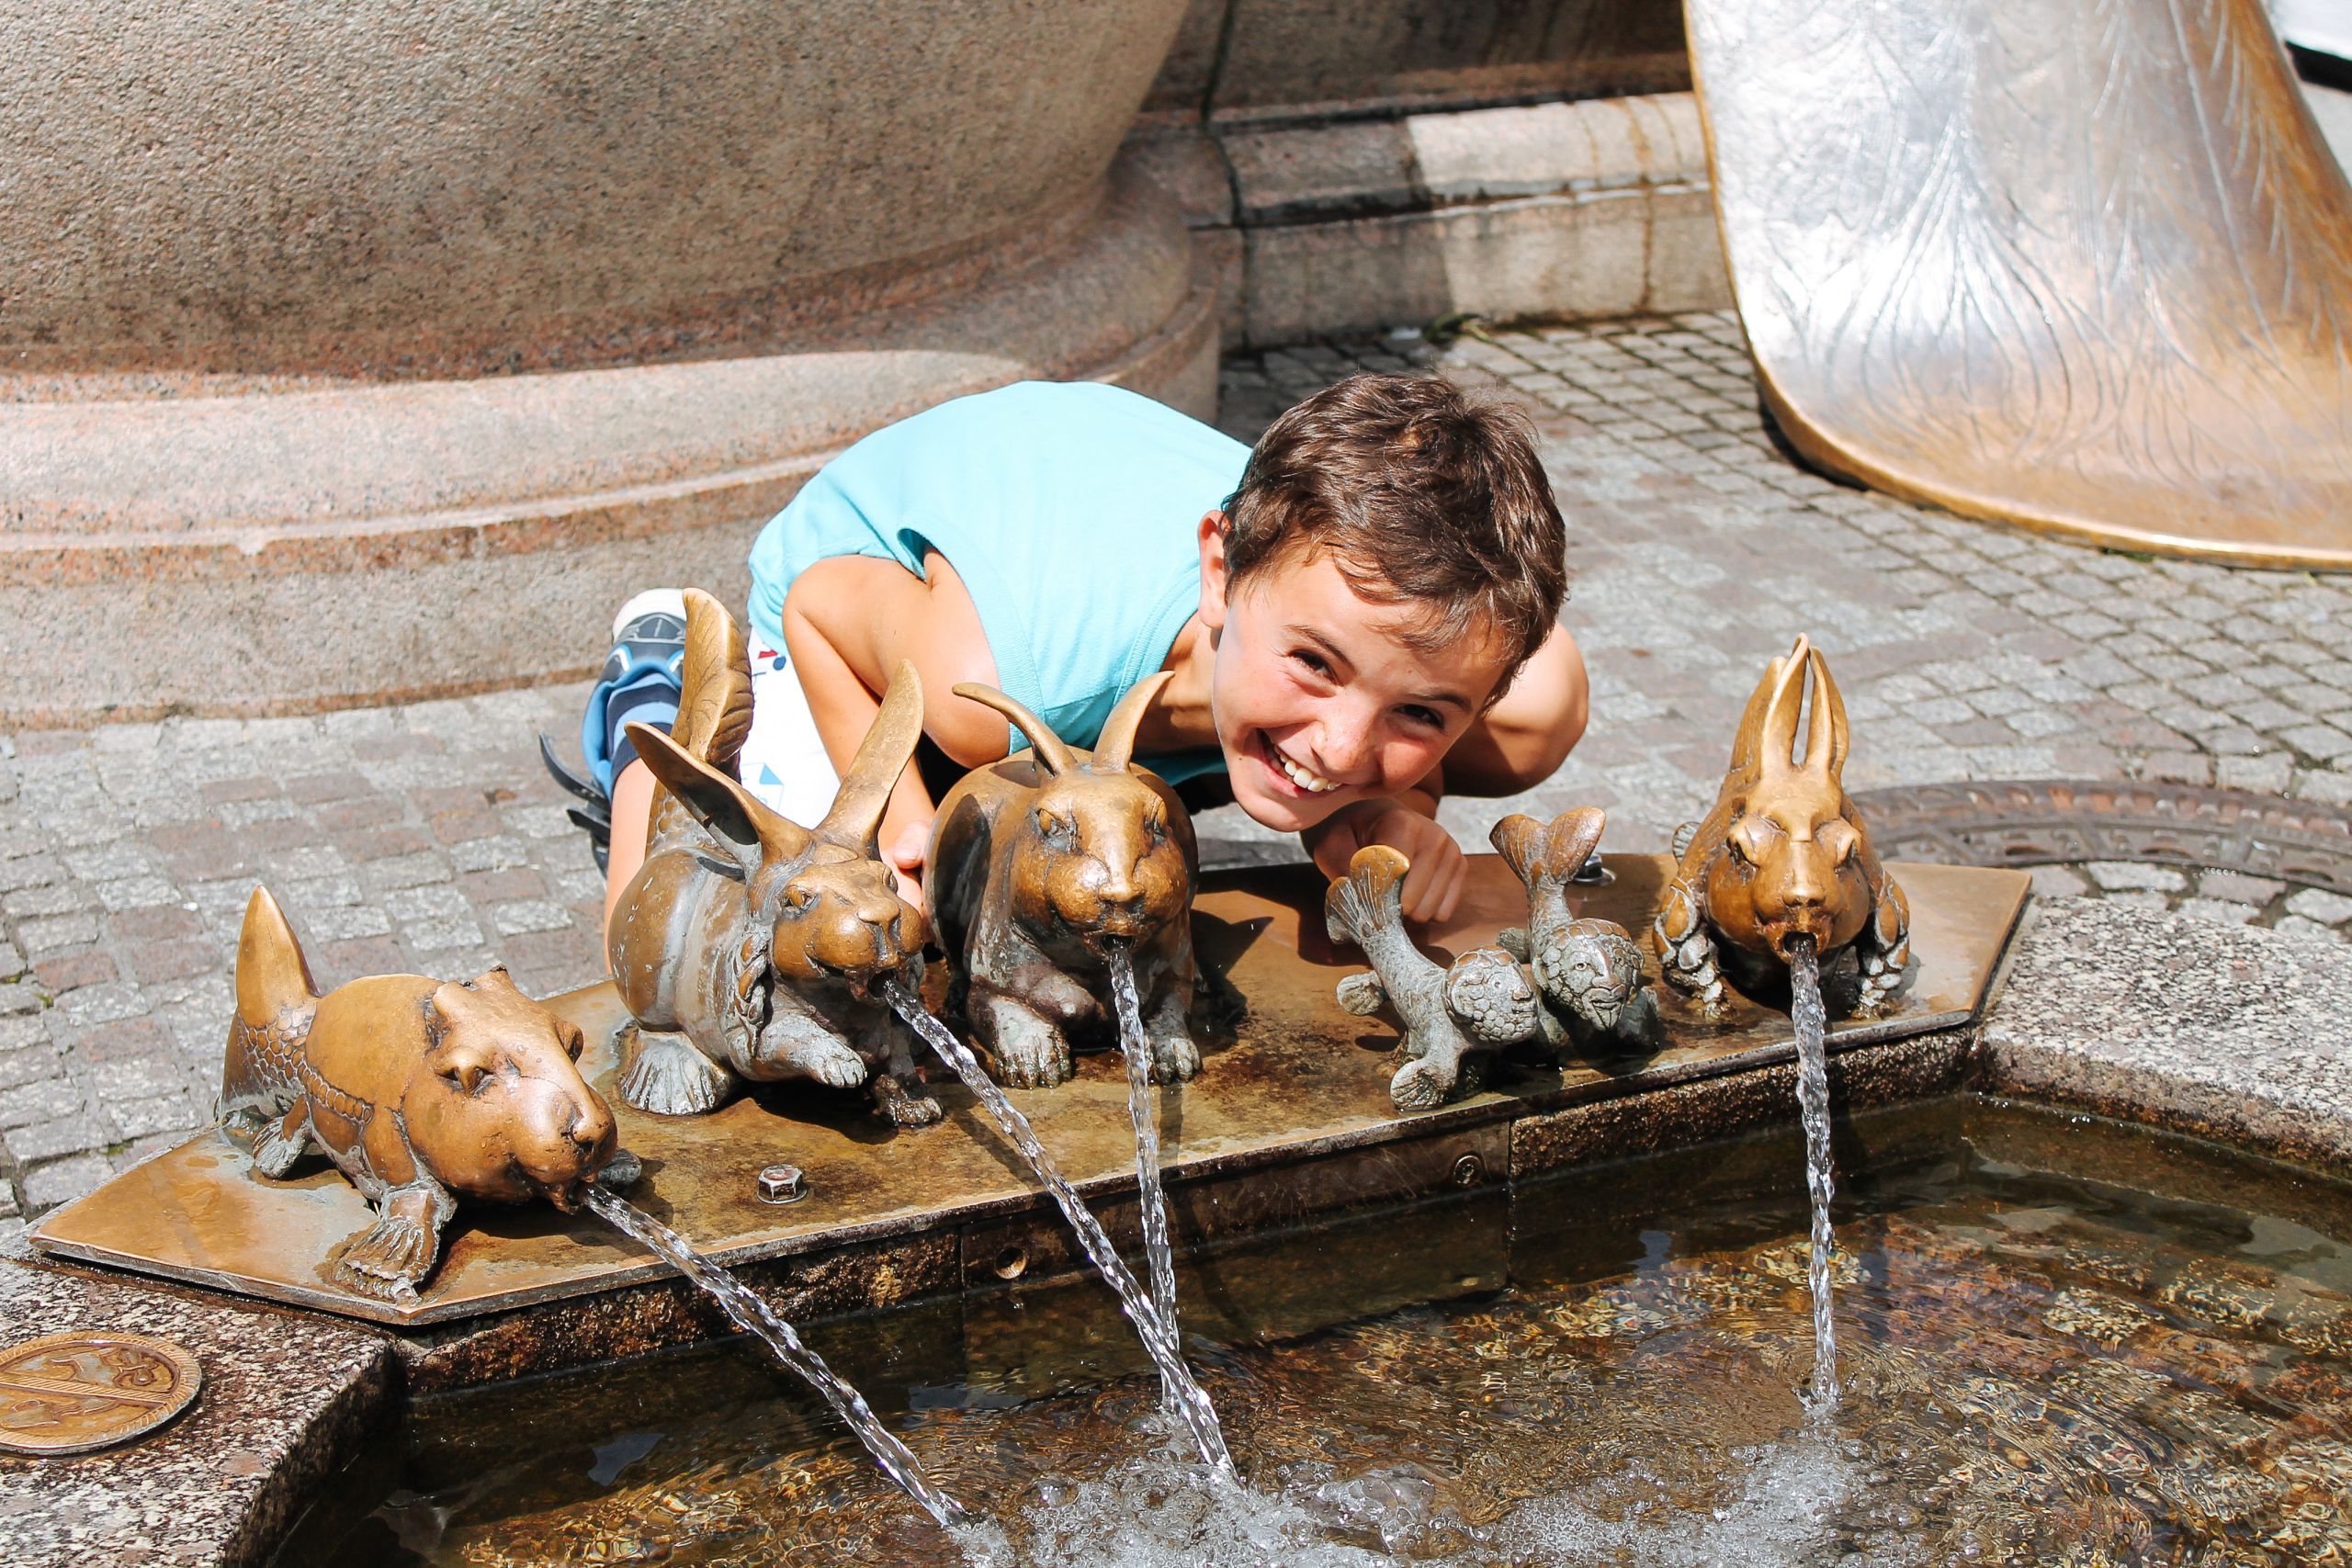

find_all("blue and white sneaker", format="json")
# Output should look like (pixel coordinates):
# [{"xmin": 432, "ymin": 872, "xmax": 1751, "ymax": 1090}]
[{"xmin": 540, "ymin": 591, "xmax": 689, "ymax": 871}]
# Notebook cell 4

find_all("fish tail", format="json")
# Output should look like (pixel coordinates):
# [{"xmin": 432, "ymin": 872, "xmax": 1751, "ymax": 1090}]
[
  {"xmin": 1490, "ymin": 807, "xmax": 1605, "ymax": 892},
  {"xmin": 1324, "ymin": 845, "xmax": 1409, "ymax": 949},
  {"xmin": 225, "ymin": 886, "xmax": 317, "ymax": 1110}
]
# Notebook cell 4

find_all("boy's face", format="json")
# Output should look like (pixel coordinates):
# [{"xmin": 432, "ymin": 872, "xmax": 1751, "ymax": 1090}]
[{"xmin": 1196, "ymin": 514, "xmax": 1510, "ymax": 833}]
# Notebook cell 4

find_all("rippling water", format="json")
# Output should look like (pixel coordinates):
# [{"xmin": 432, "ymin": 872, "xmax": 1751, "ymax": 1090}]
[{"xmin": 297, "ymin": 1098, "xmax": 2352, "ymax": 1567}]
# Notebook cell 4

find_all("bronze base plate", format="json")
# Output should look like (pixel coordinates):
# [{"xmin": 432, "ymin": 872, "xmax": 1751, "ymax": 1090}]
[
  {"xmin": 28, "ymin": 856, "xmax": 2029, "ymax": 1326},
  {"xmin": 0, "ymin": 1331, "xmax": 202, "ymax": 1456}
]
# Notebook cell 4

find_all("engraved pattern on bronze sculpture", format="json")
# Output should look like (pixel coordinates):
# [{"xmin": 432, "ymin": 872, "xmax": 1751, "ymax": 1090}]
[
  {"xmin": 219, "ymin": 886, "xmax": 620, "ymax": 1300},
  {"xmin": 605, "ymin": 591, "xmax": 938, "ymax": 1124},
  {"xmin": 1653, "ymin": 637, "xmax": 1913, "ymax": 1017},
  {"xmin": 1489, "ymin": 808, "xmax": 1657, "ymax": 1053},
  {"xmin": 926, "ymin": 674, "xmax": 1201, "ymax": 1089},
  {"xmin": 0, "ymin": 1332, "xmax": 202, "ymax": 1456},
  {"xmin": 1327, "ymin": 845, "xmax": 1543, "ymax": 1110},
  {"xmin": 1688, "ymin": 0, "xmax": 2352, "ymax": 567}
]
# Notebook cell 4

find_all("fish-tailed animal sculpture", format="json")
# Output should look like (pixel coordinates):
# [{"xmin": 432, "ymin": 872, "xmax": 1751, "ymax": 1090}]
[
  {"xmin": 927, "ymin": 673, "xmax": 1200, "ymax": 1089},
  {"xmin": 1328, "ymin": 846, "xmax": 1544, "ymax": 1110},
  {"xmin": 1490, "ymin": 808, "xmax": 1657, "ymax": 1054},
  {"xmin": 220, "ymin": 886, "xmax": 621, "ymax": 1300},
  {"xmin": 606, "ymin": 590, "xmax": 937, "ymax": 1123},
  {"xmin": 1654, "ymin": 636, "xmax": 1912, "ymax": 1016}
]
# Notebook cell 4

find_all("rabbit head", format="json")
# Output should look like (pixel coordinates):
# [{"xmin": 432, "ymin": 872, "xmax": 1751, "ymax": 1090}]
[
  {"xmin": 1703, "ymin": 637, "xmax": 1874, "ymax": 961},
  {"xmin": 954, "ymin": 673, "xmax": 1195, "ymax": 952},
  {"xmin": 626, "ymin": 660, "xmax": 928, "ymax": 991}
]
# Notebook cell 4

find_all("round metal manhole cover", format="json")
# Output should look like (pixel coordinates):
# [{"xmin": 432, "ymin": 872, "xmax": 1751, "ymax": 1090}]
[
  {"xmin": 0, "ymin": 1332, "xmax": 202, "ymax": 1456},
  {"xmin": 1851, "ymin": 780, "xmax": 2352, "ymax": 938}
]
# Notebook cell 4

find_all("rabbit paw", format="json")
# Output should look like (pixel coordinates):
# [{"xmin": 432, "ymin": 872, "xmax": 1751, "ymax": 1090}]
[
  {"xmin": 620, "ymin": 1030, "xmax": 735, "ymax": 1116},
  {"xmin": 779, "ymin": 1033, "xmax": 866, "ymax": 1089},
  {"xmin": 1145, "ymin": 988, "xmax": 1199, "ymax": 1083},
  {"xmin": 971, "ymin": 994, "xmax": 1073, "ymax": 1089},
  {"xmin": 871, "ymin": 1073, "xmax": 944, "ymax": 1127},
  {"xmin": 332, "ymin": 1185, "xmax": 449, "ymax": 1300}
]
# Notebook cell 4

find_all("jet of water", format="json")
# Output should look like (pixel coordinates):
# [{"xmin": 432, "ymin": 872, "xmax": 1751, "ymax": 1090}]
[
  {"xmin": 580, "ymin": 1183, "xmax": 968, "ymax": 1528},
  {"xmin": 880, "ymin": 978, "xmax": 1236, "ymax": 1477},
  {"xmin": 1104, "ymin": 942, "xmax": 1181, "ymax": 1361},
  {"xmin": 1785, "ymin": 938, "xmax": 1839, "ymax": 1409}
]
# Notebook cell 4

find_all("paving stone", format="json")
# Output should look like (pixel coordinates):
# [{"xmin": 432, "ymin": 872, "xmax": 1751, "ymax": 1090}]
[
  {"xmin": 2285, "ymin": 889, "xmax": 2352, "ymax": 925},
  {"xmin": 2086, "ymin": 862, "xmax": 2190, "ymax": 894},
  {"xmin": 2273, "ymin": 915, "xmax": 2347, "ymax": 944},
  {"xmin": 19, "ymin": 1153, "xmax": 110, "ymax": 1211},
  {"xmin": 2198, "ymin": 870, "xmax": 2287, "ymax": 906}
]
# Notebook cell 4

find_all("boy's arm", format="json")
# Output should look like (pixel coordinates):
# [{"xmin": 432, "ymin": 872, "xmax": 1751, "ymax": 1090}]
[
  {"xmin": 778, "ymin": 551, "xmax": 1009, "ymax": 897},
  {"xmin": 1300, "ymin": 764, "xmax": 1466, "ymax": 924}
]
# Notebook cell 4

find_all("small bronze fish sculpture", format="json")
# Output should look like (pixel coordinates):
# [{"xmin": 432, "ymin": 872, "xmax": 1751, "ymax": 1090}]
[
  {"xmin": 1327, "ymin": 845, "xmax": 1543, "ymax": 1110},
  {"xmin": 1490, "ymin": 807, "xmax": 1657, "ymax": 1053}
]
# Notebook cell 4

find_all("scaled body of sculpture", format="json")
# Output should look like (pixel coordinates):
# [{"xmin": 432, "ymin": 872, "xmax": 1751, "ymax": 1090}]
[
  {"xmin": 1328, "ymin": 845, "xmax": 1543, "ymax": 1110},
  {"xmin": 927, "ymin": 674, "xmax": 1201, "ymax": 1089},
  {"xmin": 1653, "ymin": 637, "xmax": 1912, "ymax": 1016},
  {"xmin": 1490, "ymin": 807, "xmax": 1657, "ymax": 1052},
  {"xmin": 606, "ymin": 590, "xmax": 937, "ymax": 1123},
  {"xmin": 220, "ymin": 887, "xmax": 620, "ymax": 1300}
]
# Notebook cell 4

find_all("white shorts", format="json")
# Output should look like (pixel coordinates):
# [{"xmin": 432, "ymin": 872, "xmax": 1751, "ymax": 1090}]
[{"xmin": 736, "ymin": 629, "xmax": 846, "ymax": 828}]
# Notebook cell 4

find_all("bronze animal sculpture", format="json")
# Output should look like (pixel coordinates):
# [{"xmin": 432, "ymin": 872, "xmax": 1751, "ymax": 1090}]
[
  {"xmin": 1328, "ymin": 846, "xmax": 1544, "ymax": 1109},
  {"xmin": 220, "ymin": 886, "xmax": 620, "ymax": 1300},
  {"xmin": 1654, "ymin": 636, "xmax": 1912, "ymax": 1016},
  {"xmin": 1490, "ymin": 808, "xmax": 1657, "ymax": 1053},
  {"xmin": 606, "ymin": 589, "xmax": 937, "ymax": 1123},
  {"xmin": 927, "ymin": 673, "xmax": 1200, "ymax": 1089}
]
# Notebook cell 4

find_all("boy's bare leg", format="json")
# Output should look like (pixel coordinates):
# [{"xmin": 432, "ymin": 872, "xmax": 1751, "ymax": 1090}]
[
  {"xmin": 603, "ymin": 761, "xmax": 657, "ymax": 957},
  {"xmin": 1439, "ymin": 625, "xmax": 1589, "ymax": 797}
]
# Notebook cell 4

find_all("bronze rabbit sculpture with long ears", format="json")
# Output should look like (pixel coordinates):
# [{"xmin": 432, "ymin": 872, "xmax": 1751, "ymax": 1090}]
[
  {"xmin": 607, "ymin": 589, "xmax": 939, "ymax": 1123},
  {"xmin": 927, "ymin": 672, "xmax": 1201, "ymax": 1090},
  {"xmin": 1654, "ymin": 635, "xmax": 1912, "ymax": 1016}
]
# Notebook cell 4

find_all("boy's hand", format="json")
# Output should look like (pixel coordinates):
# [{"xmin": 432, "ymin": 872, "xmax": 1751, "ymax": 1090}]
[
  {"xmin": 886, "ymin": 820, "xmax": 929, "ymax": 915},
  {"xmin": 1304, "ymin": 800, "xmax": 1467, "ymax": 924}
]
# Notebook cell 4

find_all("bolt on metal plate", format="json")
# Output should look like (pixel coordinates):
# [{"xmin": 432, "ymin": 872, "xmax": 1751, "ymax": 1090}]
[
  {"xmin": 755, "ymin": 1165, "xmax": 808, "ymax": 1205},
  {"xmin": 0, "ymin": 1331, "xmax": 203, "ymax": 1456}
]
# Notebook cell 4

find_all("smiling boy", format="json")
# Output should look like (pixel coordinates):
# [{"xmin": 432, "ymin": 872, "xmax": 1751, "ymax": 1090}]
[{"xmin": 584, "ymin": 372, "xmax": 1588, "ymax": 935}]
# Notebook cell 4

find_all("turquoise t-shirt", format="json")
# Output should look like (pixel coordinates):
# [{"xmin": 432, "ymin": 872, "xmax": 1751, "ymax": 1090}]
[{"xmin": 747, "ymin": 381, "xmax": 1249, "ymax": 784}]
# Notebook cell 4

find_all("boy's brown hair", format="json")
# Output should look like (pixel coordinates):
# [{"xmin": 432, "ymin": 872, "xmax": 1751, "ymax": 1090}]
[{"xmin": 1221, "ymin": 372, "xmax": 1566, "ymax": 691}]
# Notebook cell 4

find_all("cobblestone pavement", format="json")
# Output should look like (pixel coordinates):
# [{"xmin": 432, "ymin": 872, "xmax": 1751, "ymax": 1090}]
[{"xmin": 4, "ymin": 310, "xmax": 2350, "ymax": 1221}]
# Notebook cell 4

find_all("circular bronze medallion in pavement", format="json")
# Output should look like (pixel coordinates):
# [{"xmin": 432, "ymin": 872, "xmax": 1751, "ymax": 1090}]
[{"xmin": 0, "ymin": 1331, "xmax": 202, "ymax": 1456}]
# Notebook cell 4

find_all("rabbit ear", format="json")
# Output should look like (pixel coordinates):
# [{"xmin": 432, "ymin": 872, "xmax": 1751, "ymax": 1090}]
[
  {"xmin": 1804, "ymin": 646, "xmax": 1849, "ymax": 780},
  {"xmin": 952, "ymin": 682, "xmax": 1074, "ymax": 776},
  {"xmin": 626, "ymin": 721, "xmax": 811, "ymax": 875},
  {"xmin": 1756, "ymin": 635, "xmax": 1813, "ymax": 775},
  {"xmin": 1724, "ymin": 648, "xmax": 1788, "ymax": 777},
  {"xmin": 814, "ymin": 660, "xmax": 923, "ymax": 854},
  {"xmin": 672, "ymin": 590, "xmax": 754, "ymax": 775},
  {"xmin": 1091, "ymin": 671, "xmax": 1171, "ymax": 772}
]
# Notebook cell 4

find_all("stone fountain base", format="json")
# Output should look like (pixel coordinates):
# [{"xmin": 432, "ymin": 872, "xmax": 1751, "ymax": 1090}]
[
  {"xmin": 0, "ymin": 158, "xmax": 1215, "ymax": 728},
  {"xmin": 24, "ymin": 866, "xmax": 2352, "ymax": 1566}
]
